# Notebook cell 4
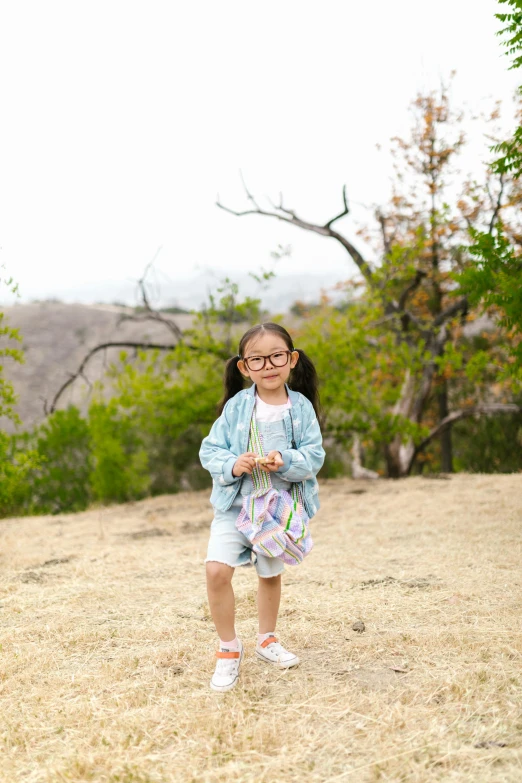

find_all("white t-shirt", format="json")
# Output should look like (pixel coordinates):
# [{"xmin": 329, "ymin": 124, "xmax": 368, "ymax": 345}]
[{"xmin": 255, "ymin": 393, "xmax": 291, "ymax": 423}]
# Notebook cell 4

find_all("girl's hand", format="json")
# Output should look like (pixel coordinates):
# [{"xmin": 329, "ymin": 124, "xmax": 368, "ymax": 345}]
[
  {"xmin": 232, "ymin": 452, "xmax": 258, "ymax": 477},
  {"xmin": 259, "ymin": 450, "xmax": 284, "ymax": 473}
]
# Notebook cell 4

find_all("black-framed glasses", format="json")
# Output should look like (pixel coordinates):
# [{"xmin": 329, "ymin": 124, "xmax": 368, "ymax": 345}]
[{"xmin": 242, "ymin": 350, "xmax": 292, "ymax": 372}]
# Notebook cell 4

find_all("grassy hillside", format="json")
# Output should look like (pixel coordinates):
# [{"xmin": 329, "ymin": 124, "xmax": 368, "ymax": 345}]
[{"xmin": 1, "ymin": 474, "xmax": 520, "ymax": 781}]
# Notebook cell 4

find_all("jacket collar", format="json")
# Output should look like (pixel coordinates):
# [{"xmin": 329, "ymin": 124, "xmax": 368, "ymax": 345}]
[{"xmin": 246, "ymin": 383, "xmax": 299, "ymax": 405}]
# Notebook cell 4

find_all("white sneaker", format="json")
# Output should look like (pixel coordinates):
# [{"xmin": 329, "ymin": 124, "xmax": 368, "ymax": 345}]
[
  {"xmin": 255, "ymin": 635, "xmax": 300, "ymax": 668},
  {"xmin": 210, "ymin": 640, "xmax": 244, "ymax": 692}
]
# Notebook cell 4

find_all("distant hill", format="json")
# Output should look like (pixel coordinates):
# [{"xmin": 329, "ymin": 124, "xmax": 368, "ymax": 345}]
[
  {"xmin": 1, "ymin": 302, "xmax": 194, "ymax": 432},
  {"xmin": 4, "ymin": 270, "xmax": 347, "ymax": 313},
  {"xmin": 1, "ymin": 271, "xmax": 348, "ymax": 433}
]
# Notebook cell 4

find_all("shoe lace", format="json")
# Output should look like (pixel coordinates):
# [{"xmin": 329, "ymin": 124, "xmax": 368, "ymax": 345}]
[{"xmin": 265, "ymin": 641, "xmax": 284, "ymax": 655}]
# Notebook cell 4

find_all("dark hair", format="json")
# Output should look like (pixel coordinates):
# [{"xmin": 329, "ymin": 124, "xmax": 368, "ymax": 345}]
[{"xmin": 217, "ymin": 322, "xmax": 321, "ymax": 417}]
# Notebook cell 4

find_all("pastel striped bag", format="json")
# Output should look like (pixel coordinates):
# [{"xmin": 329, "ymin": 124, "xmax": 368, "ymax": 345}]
[{"xmin": 235, "ymin": 415, "xmax": 313, "ymax": 566}]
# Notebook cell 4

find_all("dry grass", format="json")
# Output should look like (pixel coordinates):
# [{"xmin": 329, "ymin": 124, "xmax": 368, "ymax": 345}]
[{"xmin": 1, "ymin": 473, "xmax": 521, "ymax": 782}]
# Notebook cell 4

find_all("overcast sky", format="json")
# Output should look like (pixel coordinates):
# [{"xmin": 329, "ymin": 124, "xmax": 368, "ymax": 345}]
[{"xmin": 0, "ymin": 0, "xmax": 519, "ymax": 305}]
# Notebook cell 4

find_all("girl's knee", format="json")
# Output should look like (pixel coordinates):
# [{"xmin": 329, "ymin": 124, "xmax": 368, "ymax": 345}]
[
  {"xmin": 206, "ymin": 561, "xmax": 234, "ymax": 589},
  {"xmin": 258, "ymin": 572, "xmax": 282, "ymax": 583}
]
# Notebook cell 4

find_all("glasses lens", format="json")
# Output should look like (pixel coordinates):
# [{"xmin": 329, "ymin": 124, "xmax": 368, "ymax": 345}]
[
  {"xmin": 271, "ymin": 351, "xmax": 290, "ymax": 366},
  {"xmin": 247, "ymin": 356, "xmax": 264, "ymax": 370}
]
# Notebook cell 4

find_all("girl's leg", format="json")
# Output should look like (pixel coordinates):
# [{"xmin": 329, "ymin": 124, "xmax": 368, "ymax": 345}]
[
  {"xmin": 255, "ymin": 573, "xmax": 299, "ymax": 668},
  {"xmin": 257, "ymin": 573, "xmax": 282, "ymax": 633},
  {"xmin": 206, "ymin": 562, "xmax": 236, "ymax": 641}
]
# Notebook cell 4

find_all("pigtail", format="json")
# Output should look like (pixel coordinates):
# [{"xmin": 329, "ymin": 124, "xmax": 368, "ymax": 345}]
[
  {"xmin": 290, "ymin": 349, "xmax": 321, "ymax": 420},
  {"xmin": 217, "ymin": 356, "xmax": 245, "ymax": 415}
]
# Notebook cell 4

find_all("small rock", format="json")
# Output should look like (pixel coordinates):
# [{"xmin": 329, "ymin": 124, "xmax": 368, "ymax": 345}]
[
  {"xmin": 129, "ymin": 527, "xmax": 171, "ymax": 540},
  {"xmin": 352, "ymin": 620, "xmax": 365, "ymax": 633}
]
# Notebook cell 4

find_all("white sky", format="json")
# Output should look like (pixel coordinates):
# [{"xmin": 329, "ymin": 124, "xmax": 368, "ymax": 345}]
[{"xmin": 0, "ymin": 0, "xmax": 519, "ymax": 304}]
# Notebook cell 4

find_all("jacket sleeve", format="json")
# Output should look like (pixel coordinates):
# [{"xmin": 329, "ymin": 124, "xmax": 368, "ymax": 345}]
[
  {"xmin": 277, "ymin": 405, "xmax": 325, "ymax": 482},
  {"xmin": 199, "ymin": 403, "xmax": 241, "ymax": 485}
]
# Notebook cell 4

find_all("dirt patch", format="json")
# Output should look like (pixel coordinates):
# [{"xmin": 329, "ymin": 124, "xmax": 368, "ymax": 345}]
[
  {"xmin": 358, "ymin": 574, "xmax": 442, "ymax": 590},
  {"xmin": 18, "ymin": 571, "xmax": 45, "ymax": 583},
  {"xmin": 128, "ymin": 527, "xmax": 172, "ymax": 539},
  {"xmin": 350, "ymin": 666, "xmax": 405, "ymax": 690}
]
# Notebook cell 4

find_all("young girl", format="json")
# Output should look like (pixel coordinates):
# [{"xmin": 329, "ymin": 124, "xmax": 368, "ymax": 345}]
[{"xmin": 199, "ymin": 322, "xmax": 325, "ymax": 692}]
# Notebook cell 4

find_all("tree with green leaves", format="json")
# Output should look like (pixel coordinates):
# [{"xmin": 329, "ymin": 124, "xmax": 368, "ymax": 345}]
[
  {"xmin": 218, "ymin": 84, "xmax": 521, "ymax": 477},
  {"xmin": 459, "ymin": 0, "xmax": 522, "ymax": 370},
  {"xmin": 492, "ymin": 0, "xmax": 522, "ymax": 179}
]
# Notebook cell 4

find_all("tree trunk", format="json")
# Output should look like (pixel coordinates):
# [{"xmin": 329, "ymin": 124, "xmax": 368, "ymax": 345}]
[
  {"xmin": 383, "ymin": 367, "xmax": 430, "ymax": 478},
  {"xmin": 384, "ymin": 444, "xmax": 402, "ymax": 478},
  {"xmin": 384, "ymin": 438, "xmax": 416, "ymax": 478},
  {"xmin": 351, "ymin": 435, "xmax": 379, "ymax": 479}
]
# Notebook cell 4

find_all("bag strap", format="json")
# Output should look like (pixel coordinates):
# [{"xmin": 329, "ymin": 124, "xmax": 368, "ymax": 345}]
[
  {"xmin": 248, "ymin": 415, "xmax": 272, "ymax": 496},
  {"xmin": 249, "ymin": 413, "xmax": 300, "ymax": 505}
]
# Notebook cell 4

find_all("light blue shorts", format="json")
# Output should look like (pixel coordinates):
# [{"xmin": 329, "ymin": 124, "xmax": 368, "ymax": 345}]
[
  {"xmin": 206, "ymin": 420, "xmax": 292, "ymax": 578},
  {"xmin": 205, "ymin": 496, "xmax": 285, "ymax": 578}
]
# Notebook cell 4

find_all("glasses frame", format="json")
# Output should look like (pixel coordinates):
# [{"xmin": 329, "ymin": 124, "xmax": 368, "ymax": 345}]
[{"xmin": 242, "ymin": 350, "xmax": 293, "ymax": 372}]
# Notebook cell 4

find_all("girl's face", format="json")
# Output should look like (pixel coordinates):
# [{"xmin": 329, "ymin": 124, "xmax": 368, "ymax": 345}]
[{"xmin": 237, "ymin": 332, "xmax": 299, "ymax": 393}]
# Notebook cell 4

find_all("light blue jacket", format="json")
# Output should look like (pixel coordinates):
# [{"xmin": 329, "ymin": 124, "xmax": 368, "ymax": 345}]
[{"xmin": 199, "ymin": 384, "xmax": 325, "ymax": 518}]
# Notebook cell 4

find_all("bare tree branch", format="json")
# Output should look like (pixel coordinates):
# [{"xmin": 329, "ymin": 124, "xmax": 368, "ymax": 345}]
[
  {"xmin": 217, "ymin": 180, "xmax": 373, "ymax": 281},
  {"xmin": 239, "ymin": 169, "xmax": 262, "ymax": 211},
  {"xmin": 410, "ymin": 358, "xmax": 438, "ymax": 423},
  {"xmin": 118, "ymin": 257, "xmax": 185, "ymax": 341},
  {"xmin": 376, "ymin": 211, "xmax": 392, "ymax": 257},
  {"xmin": 379, "ymin": 302, "xmax": 430, "ymax": 336},
  {"xmin": 398, "ymin": 270, "xmax": 427, "ymax": 312},
  {"xmin": 413, "ymin": 403, "xmax": 522, "ymax": 458},
  {"xmin": 324, "ymin": 185, "xmax": 350, "ymax": 228},
  {"xmin": 488, "ymin": 172, "xmax": 505, "ymax": 234},
  {"xmin": 79, "ymin": 370, "xmax": 93, "ymax": 393},
  {"xmin": 118, "ymin": 310, "xmax": 184, "ymax": 340},
  {"xmin": 45, "ymin": 237, "xmax": 235, "ymax": 421},
  {"xmin": 390, "ymin": 270, "xmax": 429, "ymax": 332},
  {"xmin": 433, "ymin": 297, "xmax": 468, "ymax": 328},
  {"xmin": 46, "ymin": 342, "xmax": 180, "ymax": 414}
]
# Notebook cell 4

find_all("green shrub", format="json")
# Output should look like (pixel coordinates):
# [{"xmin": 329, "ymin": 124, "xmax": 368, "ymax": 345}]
[{"xmin": 89, "ymin": 402, "xmax": 150, "ymax": 504}]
